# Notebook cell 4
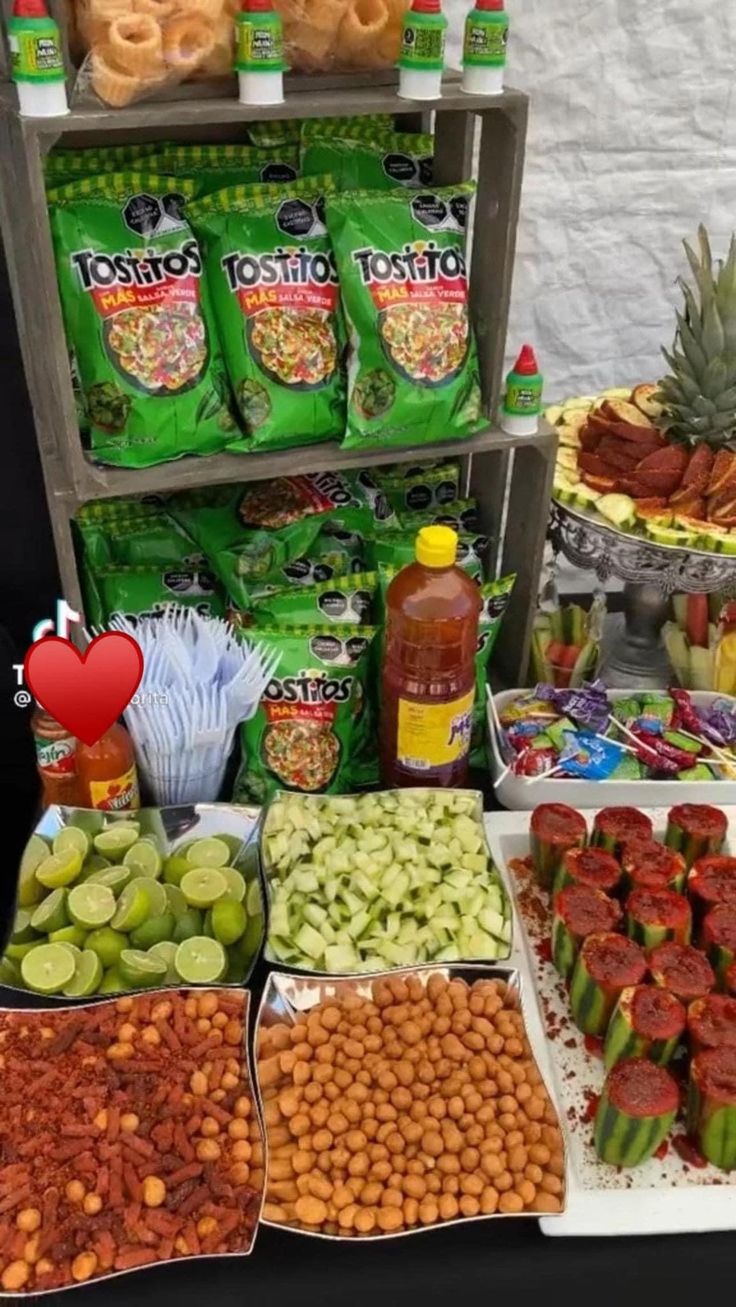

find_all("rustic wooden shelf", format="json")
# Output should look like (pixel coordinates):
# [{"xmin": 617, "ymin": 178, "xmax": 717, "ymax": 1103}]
[{"xmin": 0, "ymin": 63, "xmax": 553, "ymax": 684}]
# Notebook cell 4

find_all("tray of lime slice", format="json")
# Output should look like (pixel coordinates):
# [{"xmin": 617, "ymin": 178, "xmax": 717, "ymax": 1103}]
[{"xmin": 2, "ymin": 803, "xmax": 265, "ymax": 1001}]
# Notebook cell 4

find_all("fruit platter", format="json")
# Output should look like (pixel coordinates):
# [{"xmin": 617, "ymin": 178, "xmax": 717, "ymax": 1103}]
[
  {"xmin": 0, "ymin": 805, "xmax": 264, "ymax": 1000},
  {"xmin": 488, "ymin": 685, "xmax": 736, "ymax": 809},
  {"xmin": 486, "ymin": 801, "xmax": 736, "ymax": 1236}
]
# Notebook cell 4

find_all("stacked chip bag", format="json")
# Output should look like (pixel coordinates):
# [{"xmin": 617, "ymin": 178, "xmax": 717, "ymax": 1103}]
[
  {"xmin": 241, "ymin": 572, "xmax": 377, "ymax": 627},
  {"xmin": 233, "ymin": 624, "xmax": 376, "ymax": 803},
  {"xmin": 49, "ymin": 173, "xmax": 236, "ymax": 467},
  {"xmin": 142, "ymin": 143, "xmax": 300, "ymax": 198},
  {"xmin": 376, "ymin": 460, "xmax": 461, "ymax": 514},
  {"xmin": 301, "ymin": 124, "xmax": 434, "ymax": 192},
  {"xmin": 327, "ymin": 184, "xmax": 484, "ymax": 450},
  {"xmin": 189, "ymin": 177, "xmax": 346, "ymax": 452}
]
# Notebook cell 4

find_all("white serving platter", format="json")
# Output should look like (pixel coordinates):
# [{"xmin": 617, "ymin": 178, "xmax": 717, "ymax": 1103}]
[
  {"xmin": 488, "ymin": 688, "xmax": 736, "ymax": 810},
  {"xmin": 485, "ymin": 806, "xmax": 736, "ymax": 1237}
]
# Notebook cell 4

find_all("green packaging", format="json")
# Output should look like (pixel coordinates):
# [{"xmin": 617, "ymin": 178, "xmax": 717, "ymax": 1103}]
[
  {"xmin": 49, "ymin": 173, "xmax": 235, "ymax": 467},
  {"xmin": 302, "ymin": 130, "xmax": 434, "ymax": 192},
  {"xmin": 243, "ymin": 572, "xmax": 377, "ymax": 627},
  {"xmin": 189, "ymin": 177, "xmax": 346, "ymax": 451},
  {"xmin": 376, "ymin": 460, "xmax": 460, "ymax": 514},
  {"xmin": 143, "ymin": 144, "xmax": 299, "ymax": 198},
  {"xmin": 370, "ymin": 531, "xmax": 487, "ymax": 579},
  {"xmin": 233, "ymin": 624, "xmax": 376, "ymax": 802},
  {"xmin": 93, "ymin": 564, "xmax": 225, "ymax": 625},
  {"xmin": 327, "ymin": 185, "xmax": 483, "ymax": 450}
]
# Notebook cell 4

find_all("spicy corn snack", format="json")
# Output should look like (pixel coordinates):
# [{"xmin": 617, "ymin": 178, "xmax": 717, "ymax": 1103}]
[
  {"xmin": 0, "ymin": 989, "xmax": 262, "ymax": 1293},
  {"xmin": 258, "ymin": 970, "xmax": 565, "ymax": 1236},
  {"xmin": 327, "ymin": 184, "xmax": 484, "ymax": 451},
  {"xmin": 49, "ymin": 173, "xmax": 235, "ymax": 467}
]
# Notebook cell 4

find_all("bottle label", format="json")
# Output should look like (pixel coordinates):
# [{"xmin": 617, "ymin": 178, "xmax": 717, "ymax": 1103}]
[
  {"xmin": 399, "ymin": 16, "xmax": 447, "ymax": 72},
  {"xmin": 235, "ymin": 15, "xmax": 284, "ymax": 73},
  {"xmin": 504, "ymin": 377, "xmax": 543, "ymax": 416},
  {"xmin": 397, "ymin": 688, "xmax": 474, "ymax": 772},
  {"xmin": 9, "ymin": 22, "xmax": 65, "ymax": 84},
  {"xmin": 463, "ymin": 16, "xmax": 509, "ymax": 67},
  {"xmin": 88, "ymin": 764, "xmax": 140, "ymax": 812},
  {"xmin": 34, "ymin": 734, "xmax": 76, "ymax": 777}
]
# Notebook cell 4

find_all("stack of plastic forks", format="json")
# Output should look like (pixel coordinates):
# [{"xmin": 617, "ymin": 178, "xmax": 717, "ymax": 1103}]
[{"xmin": 109, "ymin": 608, "xmax": 280, "ymax": 805}]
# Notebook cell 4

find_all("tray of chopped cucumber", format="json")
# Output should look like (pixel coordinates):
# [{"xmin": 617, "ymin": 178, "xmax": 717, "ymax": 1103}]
[{"xmin": 261, "ymin": 789, "xmax": 512, "ymax": 973}]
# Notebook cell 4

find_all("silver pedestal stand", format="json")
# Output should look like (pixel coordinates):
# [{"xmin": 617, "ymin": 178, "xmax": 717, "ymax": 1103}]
[{"xmin": 549, "ymin": 501, "xmax": 736, "ymax": 689}]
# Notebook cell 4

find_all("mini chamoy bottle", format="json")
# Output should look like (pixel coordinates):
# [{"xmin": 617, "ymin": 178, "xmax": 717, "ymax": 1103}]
[
  {"xmin": 380, "ymin": 525, "xmax": 481, "ymax": 789},
  {"xmin": 499, "ymin": 344, "xmax": 543, "ymax": 436},
  {"xmin": 31, "ymin": 705, "xmax": 78, "ymax": 807},
  {"xmin": 462, "ymin": 0, "xmax": 508, "ymax": 96},
  {"xmin": 235, "ymin": 0, "xmax": 285, "ymax": 106},
  {"xmin": 76, "ymin": 722, "xmax": 140, "ymax": 812},
  {"xmin": 398, "ymin": 0, "xmax": 447, "ymax": 102},
  {"xmin": 8, "ymin": 0, "xmax": 68, "ymax": 118}
]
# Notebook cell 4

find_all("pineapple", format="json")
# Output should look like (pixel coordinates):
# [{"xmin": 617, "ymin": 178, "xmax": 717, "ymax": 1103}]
[{"xmin": 658, "ymin": 225, "xmax": 736, "ymax": 446}]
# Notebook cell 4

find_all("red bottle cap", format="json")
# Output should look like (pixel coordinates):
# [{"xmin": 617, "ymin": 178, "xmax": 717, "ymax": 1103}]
[
  {"xmin": 476, "ymin": 0, "xmax": 504, "ymax": 9},
  {"xmin": 513, "ymin": 344, "xmax": 540, "ymax": 375},
  {"xmin": 410, "ymin": 0, "xmax": 442, "ymax": 12},
  {"xmin": 13, "ymin": 0, "xmax": 51, "ymax": 16},
  {"xmin": 241, "ymin": 0, "xmax": 273, "ymax": 11}
]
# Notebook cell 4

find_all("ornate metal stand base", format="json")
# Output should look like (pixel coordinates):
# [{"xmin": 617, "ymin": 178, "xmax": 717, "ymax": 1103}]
[{"xmin": 601, "ymin": 585, "xmax": 673, "ymax": 688}]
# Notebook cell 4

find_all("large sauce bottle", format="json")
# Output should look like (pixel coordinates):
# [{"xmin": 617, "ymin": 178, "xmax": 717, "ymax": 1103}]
[
  {"xmin": 380, "ymin": 525, "xmax": 481, "ymax": 788},
  {"xmin": 76, "ymin": 722, "xmax": 140, "ymax": 811},
  {"xmin": 31, "ymin": 705, "xmax": 78, "ymax": 807}
]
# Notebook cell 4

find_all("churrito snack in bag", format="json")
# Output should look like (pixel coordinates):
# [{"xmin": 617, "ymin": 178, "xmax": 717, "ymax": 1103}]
[
  {"xmin": 301, "ymin": 130, "xmax": 434, "ymax": 192},
  {"xmin": 49, "ymin": 173, "xmax": 235, "ymax": 467},
  {"xmin": 235, "ymin": 470, "xmax": 395, "ymax": 529},
  {"xmin": 233, "ymin": 625, "xmax": 376, "ymax": 803},
  {"xmin": 143, "ymin": 144, "xmax": 300, "ymax": 198},
  {"xmin": 327, "ymin": 184, "xmax": 484, "ymax": 450},
  {"xmin": 189, "ymin": 177, "xmax": 346, "ymax": 451}
]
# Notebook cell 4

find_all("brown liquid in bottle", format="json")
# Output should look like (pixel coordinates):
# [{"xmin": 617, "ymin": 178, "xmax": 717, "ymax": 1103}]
[{"xmin": 380, "ymin": 526, "xmax": 481, "ymax": 789}]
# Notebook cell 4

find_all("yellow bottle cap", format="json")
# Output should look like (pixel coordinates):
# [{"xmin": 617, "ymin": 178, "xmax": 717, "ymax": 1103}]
[{"xmin": 415, "ymin": 524, "xmax": 458, "ymax": 568}]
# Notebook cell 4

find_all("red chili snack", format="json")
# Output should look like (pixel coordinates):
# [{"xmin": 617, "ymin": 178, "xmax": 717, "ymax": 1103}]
[
  {"xmin": 649, "ymin": 941, "xmax": 715, "ymax": 1004},
  {"xmin": 687, "ymin": 994, "xmax": 736, "ymax": 1053},
  {"xmin": 592, "ymin": 807, "xmax": 653, "ymax": 858},
  {"xmin": 0, "ymin": 990, "xmax": 263, "ymax": 1294},
  {"xmin": 621, "ymin": 839, "xmax": 686, "ymax": 895}
]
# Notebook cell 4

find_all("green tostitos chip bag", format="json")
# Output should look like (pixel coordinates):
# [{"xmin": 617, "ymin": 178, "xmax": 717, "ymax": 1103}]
[
  {"xmin": 48, "ymin": 173, "xmax": 236, "ymax": 467},
  {"xmin": 375, "ymin": 461, "xmax": 460, "ymax": 515},
  {"xmin": 327, "ymin": 184, "xmax": 484, "ymax": 450},
  {"xmin": 44, "ymin": 144, "xmax": 162, "ymax": 187},
  {"xmin": 189, "ymin": 177, "xmax": 346, "ymax": 451},
  {"xmin": 143, "ymin": 144, "xmax": 300, "ymax": 198},
  {"xmin": 398, "ymin": 499, "xmax": 481, "ymax": 534},
  {"xmin": 233, "ymin": 625, "xmax": 376, "ymax": 802},
  {"xmin": 93, "ymin": 564, "xmax": 226, "ymax": 625},
  {"xmin": 242, "ymin": 572, "xmax": 377, "ymax": 627},
  {"xmin": 301, "ymin": 129, "xmax": 434, "ymax": 192}
]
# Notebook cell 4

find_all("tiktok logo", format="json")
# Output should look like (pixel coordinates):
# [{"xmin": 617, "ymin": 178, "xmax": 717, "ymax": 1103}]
[{"xmin": 12, "ymin": 599, "xmax": 80, "ymax": 707}]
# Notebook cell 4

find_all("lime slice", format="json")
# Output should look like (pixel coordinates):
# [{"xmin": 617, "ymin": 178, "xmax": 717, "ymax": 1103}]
[
  {"xmin": 80, "ymin": 854, "xmax": 111, "ymax": 879},
  {"xmin": 17, "ymin": 834, "xmax": 48, "ymax": 907},
  {"xmin": 30, "ymin": 888, "xmax": 68, "ymax": 934},
  {"xmin": 36, "ymin": 849, "xmax": 83, "ymax": 890},
  {"xmin": 68, "ymin": 883, "xmax": 116, "ymax": 929},
  {"xmin": 130, "ymin": 913, "xmax": 175, "ymax": 951},
  {"xmin": 136, "ymin": 878, "xmax": 167, "ymax": 918},
  {"xmin": 5, "ymin": 939, "xmax": 41, "ymax": 961},
  {"xmin": 99, "ymin": 967, "xmax": 123, "ymax": 995},
  {"xmin": 48, "ymin": 924, "xmax": 87, "ymax": 949},
  {"xmin": 211, "ymin": 899, "xmax": 247, "ymax": 947},
  {"xmin": 53, "ymin": 827, "xmax": 90, "ymax": 861},
  {"xmin": 163, "ymin": 854, "xmax": 191, "ymax": 887},
  {"xmin": 21, "ymin": 942, "xmax": 76, "ymax": 994},
  {"xmin": 85, "ymin": 866, "xmax": 131, "ymax": 894},
  {"xmin": 174, "ymin": 936, "xmax": 227, "ymax": 984},
  {"xmin": 93, "ymin": 825, "xmax": 140, "ymax": 862},
  {"xmin": 220, "ymin": 867, "xmax": 247, "ymax": 903},
  {"xmin": 55, "ymin": 942, "xmax": 83, "ymax": 966},
  {"xmin": 181, "ymin": 868, "xmax": 228, "ymax": 909},
  {"xmin": 85, "ymin": 926, "xmax": 128, "ymax": 969},
  {"xmin": 63, "ymin": 949, "xmax": 103, "ymax": 998},
  {"xmin": 11, "ymin": 909, "xmax": 38, "ymax": 945},
  {"xmin": 111, "ymin": 883, "xmax": 150, "ymax": 933},
  {"xmin": 123, "ymin": 841, "xmax": 162, "ymax": 881},
  {"xmin": 119, "ymin": 949, "xmax": 167, "ymax": 989},
  {"xmin": 0, "ymin": 956, "xmax": 21, "ymax": 987},
  {"xmin": 172, "ymin": 908, "xmax": 203, "ymax": 944},
  {"xmin": 186, "ymin": 838, "xmax": 230, "ymax": 869},
  {"xmin": 164, "ymin": 884, "xmax": 188, "ymax": 919},
  {"xmin": 148, "ymin": 940, "xmax": 178, "ymax": 982},
  {"xmin": 246, "ymin": 878, "xmax": 263, "ymax": 917}
]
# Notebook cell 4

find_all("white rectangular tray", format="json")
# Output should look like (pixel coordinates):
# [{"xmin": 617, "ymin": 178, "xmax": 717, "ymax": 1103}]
[
  {"xmin": 485, "ymin": 806, "xmax": 736, "ymax": 1237},
  {"xmin": 488, "ymin": 688, "xmax": 736, "ymax": 810}
]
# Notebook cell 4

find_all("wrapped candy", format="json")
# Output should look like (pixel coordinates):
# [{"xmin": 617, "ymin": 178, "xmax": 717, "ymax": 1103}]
[
  {"xmin": 557, "ymin": 731, "xmax": 627, "ymax": 780},
  {"xmin": 533, "ymin": 680, "xmax": 610, "ymax": 734},
  {"xmin": 512, "ymin": 745, "xmax": 558, "ymax": 777}
]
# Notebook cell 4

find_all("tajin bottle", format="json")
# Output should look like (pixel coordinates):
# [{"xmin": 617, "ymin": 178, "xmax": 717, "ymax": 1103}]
[
  {"xmin": 76, "ymin": 722, "xmax": 140, "ymax": 811},
  {"xmin": 8, "ymin": 0, "xmax": 68, "ymax": 118},
  {"xmin": 235, "ymin": 0, "xmax": 285, "ymax": 106},
  {"xmin": 380, "ymin": 525, "xmax": 481, "ymax": 789},
  {"xmin": 31, "ymin": 705, "xmax": 78, "ymax": 807},
  {"xmin": 398, "ymin": 0, "xmax": 447, "ymax": 102},
  {"xmin": 462, "ymin": 0, "xmax": 509, "ymax": 97}
]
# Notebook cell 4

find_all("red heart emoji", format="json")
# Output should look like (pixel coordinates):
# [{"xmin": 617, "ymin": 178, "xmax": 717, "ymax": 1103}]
[{"xmin": 24, "ymin": 633, "xmax": 144, "ymax": 747}]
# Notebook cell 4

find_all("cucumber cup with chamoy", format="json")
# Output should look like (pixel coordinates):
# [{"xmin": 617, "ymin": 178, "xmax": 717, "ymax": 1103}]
[
  {"xmin": 553, "ymin": 846, "xmax": 621, "ymax": 897},
  {"xmin": 686, "ymin": 1047, "xmax": 736, "ymax": 1171},
  {"xmin": 592, "ymin": 807, "xmax": 653, "ymax": 859},
  {"xmin": 687, "ymin": 994, "xmax": 736, "ymax": 1054},
  {"xmin": 625, "ymin": 887, "xmax": 693, "ymax": 950},
  {"xmin": 665, "ymin": 803, "xmax": 728, "ymax": 869},
  {"xmin": 529, "ymin": 803, "xmax": 587, "ymax": 892},
  {"xmin": 570, "ymin": 932, "xmax": 648, "ymax": 1036},
  {"xmin": 649, "ymin": 940, "xmax": 715, "ymax": 1004},
  {"xmin": 620, "ymin": 838, "xmax": 686, "ymax": 896},
  {"xmin": 701, "ymin": 905, "xmax": 736, "ymax": 988},
  {"xmin": 595, "ymin": 1058, "xmax": 680, "ymax": 1168},
  {"xmin": 551, "ymin": 883, "xmax": 622, "ymax": 983},
  {"xmin": 687, "ymin": 855, "xmax": 736, "ymax": 928},
  {"xmin": 603, "ymin": 985, "xmax": 686, "ymax": 1071}
]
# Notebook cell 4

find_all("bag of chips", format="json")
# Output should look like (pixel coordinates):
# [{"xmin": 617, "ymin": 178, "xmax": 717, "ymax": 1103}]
[
  {"xmin": 398, "ymin": 499, "xmax": 481, "ymax": 534},
  {"xmin": 375, "ymin": 461, "xmax": 461, "ymax": 514},
  {"xmin": 235, "ymin": 470, "xmax": 395, "ymax": 529},
  {"xmin": 143, "ymin": 143, "xmax": 300, "ymax": 198},
  {"xmin": 302, "ymin": 129, "xmax": 434, "ymax": 192},
  {"xmin": 189, "ymin": 177, "xmax": 346, "ymax": 451},
  {"xmin": 233, "ymin": 624, "xmax": 376, "ymax": 803},
  {"xmin": 93, "ymin": 563, "xmax": 226, "ymax": 625},
  {"xmin": 243, "ymin": 571, "xmax": 377, "ymax": 627},
  {"xmin": 76, "ymin": 500, "xmax": 201, "ymax": 567},
  {"xmin": 49, "ymin": 173, "xmax": 236, "ymax": 467},
  {"xmin": 327, "ymin": 184, "xmax": 484, "ymax": 450}
]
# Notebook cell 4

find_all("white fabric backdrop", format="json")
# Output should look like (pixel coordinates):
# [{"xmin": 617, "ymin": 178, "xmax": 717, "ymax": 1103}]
[{"xmin": 445, "ymin": 0, "xmax": 736, "ymax": 397}]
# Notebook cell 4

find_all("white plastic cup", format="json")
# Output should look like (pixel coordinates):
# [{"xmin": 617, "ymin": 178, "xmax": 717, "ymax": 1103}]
[
  {"xmin": 238, "ymin": 69, "xmax": 284, "ymax": 105},
  {"xmin": 398, "ymin": 67, "xmax": 443, "ymax": 101},
  {"xmin": 462, "ymin": 64, "xmax": 504, "ymax": 95},
  {"xmin": 16, "ymin": 78, "xmax": 68, "ymax": 116},
  {"xmin": 499, "ymin": 410, "xmax": 540, "ymax": 437}
]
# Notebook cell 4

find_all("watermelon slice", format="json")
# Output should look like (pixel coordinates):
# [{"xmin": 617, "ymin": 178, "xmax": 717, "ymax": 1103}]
[
  {"xmin": 682, "ymin": 444, "xmax": 715, "ymax": 491},
  {"xmin": 578, "ymin": 452, "xmax": 614, "ymax": 478},
  {"xmin": 582, "ymin": 472, "xmax": 620, "ymax": 494},
  {"xmin": 667, "ymin": 487, "xmax": 706, "ymax": 517},
  {"xmin": 608, "ymin": 423, "xmax": 667, "ymax": 450},
  {"xmin": 596, "ymin": 442, "xmax": 642, "ymax": 472},
  {"xmin": 620, "ymin": 471, "xmax": 684, "ymax": 498},
  {"xmin": 586, "ymin": 413, "xmax": 619, "ymax": 438},
  {"xmin": 636, "ymin": 445, "xmax": 689, "ymax": 476},
  {"xmin": 707, "ymin": 449, "xmax": 736, "ymax": 497},
  {"xmin": 580, "ymin": 426, "xmax": 603, "ymax": 452}
]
